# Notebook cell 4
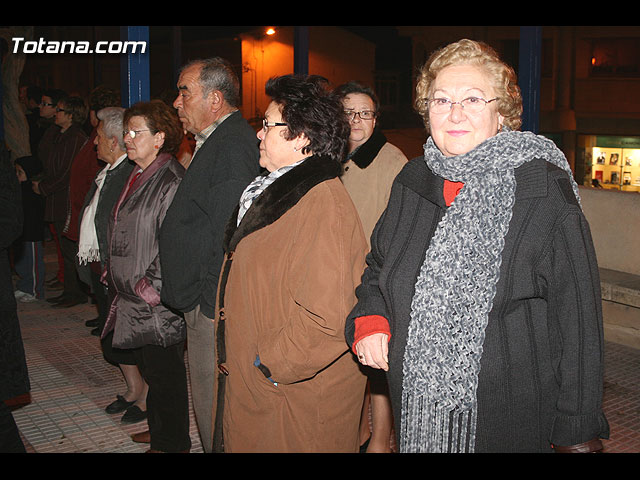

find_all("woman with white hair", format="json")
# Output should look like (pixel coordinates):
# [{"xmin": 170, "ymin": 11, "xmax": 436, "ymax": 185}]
[{"xmin": 77, "ymin": 107, "xmax": 148, "ymax": 425}]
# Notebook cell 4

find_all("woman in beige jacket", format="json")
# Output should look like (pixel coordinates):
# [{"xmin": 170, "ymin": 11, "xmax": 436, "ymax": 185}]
[
  {"xmin": 335, "ymin": 81, "xmax": 408, "ymax": 453},
  {"xmin": 212, "ymin": 75, "xmax": 368, "ymax": 452}
]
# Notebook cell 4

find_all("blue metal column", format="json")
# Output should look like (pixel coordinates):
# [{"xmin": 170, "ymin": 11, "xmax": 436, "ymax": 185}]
[
  {"xmin": 518, "ymin": 26, "xmax": 542, "ymax": 133},
  {"xmin": 294, "ymin": 26, "xmax": 309, "ymax": 75},
  {"xmin": 120, "ymin": 26, "xmax": 150, "ymax": 108}
]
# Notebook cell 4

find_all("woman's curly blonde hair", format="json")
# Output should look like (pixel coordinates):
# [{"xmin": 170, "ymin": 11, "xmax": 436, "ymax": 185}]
[{"xmin": 415, "ymin": 39, "xmax": 523, "ymax": 133}]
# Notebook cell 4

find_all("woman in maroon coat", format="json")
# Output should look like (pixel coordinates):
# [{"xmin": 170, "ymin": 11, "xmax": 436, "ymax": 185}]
[{"xmin": 102, "ymin": 100, "xmax": 188, "ymax": 453}]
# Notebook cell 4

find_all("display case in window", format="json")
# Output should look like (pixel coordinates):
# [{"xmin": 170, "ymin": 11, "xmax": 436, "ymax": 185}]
[{"xmin": 590, "ymin": 145, "xmax": 640, "ymax": 192}]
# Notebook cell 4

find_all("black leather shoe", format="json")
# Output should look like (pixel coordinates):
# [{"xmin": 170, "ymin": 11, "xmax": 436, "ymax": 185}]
[
  {"xmin": 90, "ymin": 327, "xmax": 101, "ymax": 336},
  {"xmin": 121, "ymin": 405, "xmax": 147, "ymax": 424},
  {"xmin": 105, "ymin": 395, "xmax": 135, "ymax": 414},
  {"xmin": 52, "ymin": 296, "xmax": 87, "ymax": 308},
  {"xmin": 85, "ymin": 318, "xmax": 99, "ymax": 327},
  {"xmin": 46, "ymin": 293, "xmax": 68, "ymax": 304},
  {"xmin": 47, "ymin": 280, "xmax": 64, "ymax": 290}
]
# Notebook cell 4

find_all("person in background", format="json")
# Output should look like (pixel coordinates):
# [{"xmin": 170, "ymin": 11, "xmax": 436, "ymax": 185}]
[
  {"xmin": 213, "ymin": 74, "xmax": 367, "ymax": 452},
  {"xmin": 334, "ymin": 81, "xmax": 407, "ymax": 453},
  {"xmin": 62, "ymin": 86, "xmax": 120, "ymax": 329},
  {"xmin": 156, "ymin": 88, "xmax": 195, "ymax": 169},
  {"xmin": 36, "ymin": 88, "xmax": 67, "ymax": 290},
  {"xmin": 76, "ymin": 106, "xmax": 147, "ymax": 425},
  {"xmin": 13, "ymin": 156, "xmax": 46, "ymax": 303},
  {"xmin": 22, "ymin": 85, "xmax": 45, "ymax": 156},
  {"xmin": 159, "ymin": 57, "xmax": 260, "ymax": 453},
  {"xmin": 346, "ymin": 39, "xmax": 609, "ymax": 453},
  {"xmin": 102, "ymin": 100, "xmax": 188, "ymax": 453},
  {"xmin": 37, "ymin": 89, "xmax": 66, "ymax": 131},
  {"xmin": 0, "ymin": 148, "xmax": 30, "ymax": 453},
  {"xmin": 34, "ymin": 95, "xmax": 88, "ymax": 308}
]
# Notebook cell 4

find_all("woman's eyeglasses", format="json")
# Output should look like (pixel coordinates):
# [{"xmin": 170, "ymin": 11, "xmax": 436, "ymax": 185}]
[
  {"xmin": 262, "ymin": 119, "xmax": 287, "ymax": 132},
  {"xmin": 123, "ymin": 129, "xmax": 151, "ymax": 139},
  {"xmin": 427, "ymin": 96, "xmax": 498, "ymax": 114}
]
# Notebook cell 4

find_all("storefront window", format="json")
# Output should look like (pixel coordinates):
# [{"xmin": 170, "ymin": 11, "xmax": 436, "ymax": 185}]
[{"xmin": 582, "ymin": 135, "xmax": 640, "ymax": 192}]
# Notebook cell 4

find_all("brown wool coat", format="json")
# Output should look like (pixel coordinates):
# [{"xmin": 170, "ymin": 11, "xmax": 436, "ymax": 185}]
[{"xmin": 214, "ymin": 156, "xmax": 368, "ymax": 452}]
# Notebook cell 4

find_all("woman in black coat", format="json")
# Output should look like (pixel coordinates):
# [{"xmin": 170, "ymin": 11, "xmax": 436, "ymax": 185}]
[{"xmin": 346, "ymin": 39, "xmax": 609, "ymax": 453}]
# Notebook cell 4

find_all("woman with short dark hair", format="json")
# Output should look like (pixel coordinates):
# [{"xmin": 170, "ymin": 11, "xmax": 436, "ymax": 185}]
[{"xmin": 213, "ymin": 75, "xmax": 368, "ymax": 452}]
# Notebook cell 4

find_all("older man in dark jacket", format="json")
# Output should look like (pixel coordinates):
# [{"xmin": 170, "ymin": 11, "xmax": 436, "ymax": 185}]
[{"xmin": 159, "ymin": 57, "xmax": 260, "ymax": 453}]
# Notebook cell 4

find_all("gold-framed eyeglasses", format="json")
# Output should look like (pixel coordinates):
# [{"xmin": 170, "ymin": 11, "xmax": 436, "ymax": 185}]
[
  {"xmin": 123, "ymin": 129, "xmax": 151, "ymax": 139},
  {"xmin": 427, "ymin": 96, "xmax": 498, "ymax": 114},
  {"xmin": 344, "ymin": 110, "xmax": 376, "ymax": 121},
  {"xmin": 262, "ymin": 119, "xmax": 288, "ymax": 132}
]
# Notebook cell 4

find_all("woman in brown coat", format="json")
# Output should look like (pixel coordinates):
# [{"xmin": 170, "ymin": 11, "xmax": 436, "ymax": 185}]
[{"xmin": 213, "ymin": 75, "xmax": 368, "ymax": 452}]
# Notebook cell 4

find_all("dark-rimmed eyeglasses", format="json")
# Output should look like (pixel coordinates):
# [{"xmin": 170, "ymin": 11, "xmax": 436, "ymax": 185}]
[
  {"xmin": 262, "ymin": 119, "xmax": 287, "ymax": 132},
  {"xmin": 344, "ymin": 110, "xmax": 376, "ymax": 121}
]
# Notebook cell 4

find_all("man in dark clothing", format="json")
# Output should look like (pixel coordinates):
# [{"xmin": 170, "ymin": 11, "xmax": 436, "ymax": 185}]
[
  {"xmin": 159, "ymin": 57, "xmax": 260, "ymax": 453},
  {"xmin": 13, "ymin": 156, "xmax": 46, "ymax": 302},
  {"xmin": 0, "ymin": 149, "xmax": 30, "ymax": 453},
  {"xmin": 34, "ymin": 95, "xmax": 88, "ymax": 307},
  {"xmin": 23, "ymin": 85, "xmax": 44, "ymax": 156},
  {"xmin": 35, "ymin": 89, "xmax": 67, "ymax": 289}
]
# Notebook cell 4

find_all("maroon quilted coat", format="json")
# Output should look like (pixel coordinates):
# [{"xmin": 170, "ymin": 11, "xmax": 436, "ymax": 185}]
[{"xmin": 102, "ymin": 154, "xmax": 185, "ymax": 349}]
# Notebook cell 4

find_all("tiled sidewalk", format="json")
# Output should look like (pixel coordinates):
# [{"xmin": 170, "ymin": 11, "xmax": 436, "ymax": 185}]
[
  {"xmin": 10, "ymin": 241, "xmax": 203, "ymax": 453},
  {"xmin": 600, "ymin": 339, "xmax": 640, "ymax": 453},
  {"xmin": 8, "ymin": 244, "xmax": 640, "ymax": 453},
  {"xmin": 12, "ymin": 294, "xmax": 203, "ymax": 453}
]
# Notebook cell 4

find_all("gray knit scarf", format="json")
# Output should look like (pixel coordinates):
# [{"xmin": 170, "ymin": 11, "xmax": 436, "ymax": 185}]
[{"xmin": 400, "ymin": 129, "xmax": 581, "ymax": 453}]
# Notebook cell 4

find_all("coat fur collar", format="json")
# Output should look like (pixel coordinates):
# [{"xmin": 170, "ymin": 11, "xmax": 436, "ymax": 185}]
[
  {"xmin": 223, "ymin": 155, "xmax": 342, "ymax": 252},
  {"xmin": 346, "ymin": 128, "xmax": 387, "ymax": 169}
]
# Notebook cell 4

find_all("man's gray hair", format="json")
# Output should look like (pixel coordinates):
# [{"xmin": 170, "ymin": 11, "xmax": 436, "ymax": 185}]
[
  {"xmin": 97, "ymin": 106, "xmax": 126, "ymax": 151},
  {"xmin": 181, "ymin": 57, "xmax": 240, "ymax": 107}
]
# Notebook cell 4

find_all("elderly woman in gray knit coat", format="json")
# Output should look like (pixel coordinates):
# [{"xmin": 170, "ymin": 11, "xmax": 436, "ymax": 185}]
[{"xmin": 346, "ymin": 39, "xmax": 609, "ymax": 453}]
